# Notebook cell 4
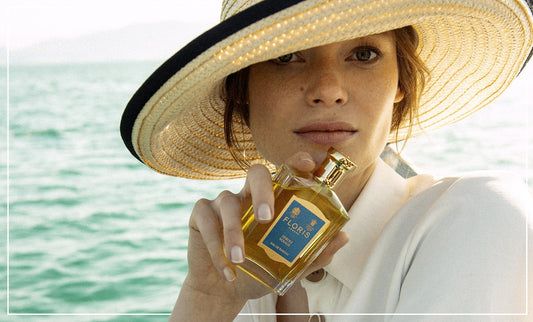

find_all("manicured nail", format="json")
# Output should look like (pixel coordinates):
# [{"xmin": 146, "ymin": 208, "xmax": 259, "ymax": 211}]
[
  {"xmin": 300, "ymin": 155, "xmax": 314, "ymax": 165},
  {"xmin": 223, "ymin": 267, "xmax": 236, "ymax": 282},
  {"xmin": 231, "ymin": 246, "xmax": 244, "ymax": 263},
  {"xmin": 257, "ymin": 203, "xmax": 272, "ymax": 221}
]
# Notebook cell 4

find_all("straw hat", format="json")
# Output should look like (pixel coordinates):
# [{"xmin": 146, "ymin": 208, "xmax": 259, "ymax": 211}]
[{"xmin": 120, "ymin": 0, "xmax": 533, "ymax": 180}]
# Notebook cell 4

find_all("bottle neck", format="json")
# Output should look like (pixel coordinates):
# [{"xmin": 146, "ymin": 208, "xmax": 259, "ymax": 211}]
[{"xmin": 314, "ymin": 149, "xmax": 356, "ymax": 190}]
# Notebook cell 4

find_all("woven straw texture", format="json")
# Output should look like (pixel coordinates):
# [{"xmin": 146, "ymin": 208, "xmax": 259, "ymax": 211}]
[{"xmin": 129, "ymin": 0, "xmax": 533, "ymax": 179}]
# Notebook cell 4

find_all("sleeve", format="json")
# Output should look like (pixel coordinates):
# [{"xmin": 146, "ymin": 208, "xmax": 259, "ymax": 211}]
[
  {"xmin": 233, "ymin": 293, "xmax": 278, "ymax": 322},
  {"xmin": 390, "ymin": 173, "xmax": 532, "ymax": 322}
]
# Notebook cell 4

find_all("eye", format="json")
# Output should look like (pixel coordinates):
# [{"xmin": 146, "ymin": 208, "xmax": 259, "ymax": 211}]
[
  {"xmin": 273, "ymin": 53, "xmax": 301, "ymax": 64},
  {"xmin": 352, "ymin": 47, "xmax": 381, "ymax": 62}
]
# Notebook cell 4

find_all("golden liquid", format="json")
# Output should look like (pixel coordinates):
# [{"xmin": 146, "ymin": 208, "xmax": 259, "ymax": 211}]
[{"xmin": 238, "ymin": 182, "xmax": 349, "ymax": 294}]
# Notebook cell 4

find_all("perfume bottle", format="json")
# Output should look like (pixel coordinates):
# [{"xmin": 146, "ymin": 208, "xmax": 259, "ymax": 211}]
[{"xmin": 238, "ymin": 148, "xmax": 356, "ymax": 295}]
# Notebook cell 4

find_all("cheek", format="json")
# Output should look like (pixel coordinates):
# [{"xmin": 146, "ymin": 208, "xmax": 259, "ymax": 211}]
[
  {"xmin": 248, "ymin": 106, "xmax": 285, "ymax": 165},
  {"xmin": 375, "ymin": 98, "xmax": 396, "ymax": 139},
  {"xmin": 248, "ymin": 66, "xmax": 275, "ymax": 122},
  {"xmin": 248, "ymin": 107, "xmax": 273, "ymax": 147},
  {"xmin": 354, "ymin": 77, "xmax": 398, "ymax": 145},
  {"xmin": 248, "ymin": 78, "xmax": 276, "ymax": 135},
  {"xmin": 247, "ymin": 66, "xmax": 306, "ymax": 165},
  {"xmin": 247, "ymin": 68, "xmax": 284, "ymax": 161},
  {"xmin": 362, "ymin": 70, "xmax": 399, "ymax": 124},
  {"xmin": 247, "ymin": 65, "xmax": 300, "ymax": 130}
]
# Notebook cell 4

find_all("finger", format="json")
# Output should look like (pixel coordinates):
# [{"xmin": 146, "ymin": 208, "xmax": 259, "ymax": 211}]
[
  {"xmin": 302, "ymin": 231, "xmax": 350, "ymax": 276},
  {"xmin": 284, "ymin": 151, "xmax": 317, "ymax": 175},
  {"xmin": 239, "ymin": 164, "xmax": 275, "ymax": 223},
  {"xmin": 218, "ymin": 192, "xmax": 246, "ymax": 265},
  {"xmin": 190, "ymin": 198, "xmax": 236, "ymax": 282}
]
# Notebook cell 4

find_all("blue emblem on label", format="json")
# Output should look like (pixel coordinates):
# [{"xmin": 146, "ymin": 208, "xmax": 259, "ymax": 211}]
[{"xmin": 261, "ymin": 198, "xmax": 326, "ymax": 264}]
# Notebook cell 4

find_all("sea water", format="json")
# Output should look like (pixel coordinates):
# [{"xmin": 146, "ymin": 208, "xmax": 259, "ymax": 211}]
[{"xmin": 1, "ymin": 61, "xmax": 531, "ymax": 321}]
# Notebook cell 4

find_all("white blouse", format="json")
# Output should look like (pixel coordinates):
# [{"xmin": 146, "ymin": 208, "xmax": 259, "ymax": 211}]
[{"xmin": 235, "ymin": 158, "xmax": 532, "ymax": 321}]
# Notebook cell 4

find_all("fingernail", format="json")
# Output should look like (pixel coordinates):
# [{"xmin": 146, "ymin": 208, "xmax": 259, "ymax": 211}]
[
  {"xmin": 231, "ymin": 246, "xmax": 244, "ymax": 263},
  {"xmin": 223, "ymin": 267, "xmax": 236, "ymax": 282},
  {"xmin": 300, "ymin": 155, "xmax": 314, "ymax": 165},
  {"xmin": 257, "ymin": 204, "xmax": 272, "ymax": 221}
]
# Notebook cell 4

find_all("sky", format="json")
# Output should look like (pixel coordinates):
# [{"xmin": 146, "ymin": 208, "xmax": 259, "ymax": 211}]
[
  {"xmin": 1, "ymin": 0, "xmax": 221, "ymax": 49},
  {"xmin": 0, "ymin": 0, "xmax": 531, "ymax": 76}
]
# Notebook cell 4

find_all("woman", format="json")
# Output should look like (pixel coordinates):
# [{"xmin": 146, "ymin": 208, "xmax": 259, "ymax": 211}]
[{"xmin": 120, "ymin": 0, "xmax": 533, "ymax": 320}]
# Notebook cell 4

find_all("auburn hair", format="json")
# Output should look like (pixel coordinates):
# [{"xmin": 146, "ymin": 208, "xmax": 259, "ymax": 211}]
[{"xmin": 222, "ymin": 26, "xmax": 429, "ymax": 168}]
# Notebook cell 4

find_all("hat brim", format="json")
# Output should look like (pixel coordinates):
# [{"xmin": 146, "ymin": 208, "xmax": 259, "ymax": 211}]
[{"xmin": 121, "ymin": 0, "xmax": 533, "ymax": 179}]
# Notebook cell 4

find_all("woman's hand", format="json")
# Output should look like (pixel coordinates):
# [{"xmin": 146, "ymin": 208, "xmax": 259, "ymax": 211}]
[
  {"xmin": 170, "ymin": 152, "xmax": 349, "ymax": 321},
  {"xmin": 185, "ymin": 162, "xmax": 277, "ymax": 300}
]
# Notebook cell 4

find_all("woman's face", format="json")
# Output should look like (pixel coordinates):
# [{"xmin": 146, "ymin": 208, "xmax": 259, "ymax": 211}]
[{"xmin": 248, "ymin": 31, "xmax": 403, "ymax": 177}]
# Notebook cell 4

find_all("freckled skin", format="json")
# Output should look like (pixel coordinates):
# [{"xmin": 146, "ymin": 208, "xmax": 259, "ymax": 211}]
[{"xmin": 247, "ymin": 31, "xmax": 404, "ymax": 208}]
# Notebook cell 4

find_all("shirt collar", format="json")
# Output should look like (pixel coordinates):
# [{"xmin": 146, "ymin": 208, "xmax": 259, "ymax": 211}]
[{"xmin": 325, "ymin": 158, "xmax": 409, "ymax": 291}]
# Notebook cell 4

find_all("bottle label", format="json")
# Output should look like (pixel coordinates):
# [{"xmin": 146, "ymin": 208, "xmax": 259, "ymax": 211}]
[{"xmin": 259, "ymin": 195, "xmax": 330, "ymax": 266}]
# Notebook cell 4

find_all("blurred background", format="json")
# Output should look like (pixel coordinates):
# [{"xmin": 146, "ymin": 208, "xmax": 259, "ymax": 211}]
[{"xmin": 0, "ymin": 0, "xmax": 531, "ymax": 321}]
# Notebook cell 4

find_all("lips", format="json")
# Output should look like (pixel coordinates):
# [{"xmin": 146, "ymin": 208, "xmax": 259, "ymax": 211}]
[{"xmin": 294, "ymin": 121, "xmax": 357, "ymax": 146}]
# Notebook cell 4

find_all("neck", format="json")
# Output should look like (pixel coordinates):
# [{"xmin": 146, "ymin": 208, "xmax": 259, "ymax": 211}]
[{"xmin": 334, "ymin": 161, "xmax": 376, "ymax": 211}]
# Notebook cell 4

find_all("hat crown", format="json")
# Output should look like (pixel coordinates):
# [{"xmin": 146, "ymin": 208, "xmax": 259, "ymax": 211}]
[
  {"xmin": 122, "ymin": 0, "xmax": 533, "ymax": 179},
  {"xmin": 221, "ymin": 0, "xmax": 261, "ymax": 20}
]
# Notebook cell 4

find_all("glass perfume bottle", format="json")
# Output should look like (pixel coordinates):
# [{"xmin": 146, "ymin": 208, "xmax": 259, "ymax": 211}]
[{"xmin": 237, "ymin": 148, "xmax": 356, "ymax": 295}]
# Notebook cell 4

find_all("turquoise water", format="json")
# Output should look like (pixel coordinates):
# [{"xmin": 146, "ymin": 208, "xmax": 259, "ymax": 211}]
[{"xmin": 1, "ymin": 61, "xmax": 531, "ymax": 321}]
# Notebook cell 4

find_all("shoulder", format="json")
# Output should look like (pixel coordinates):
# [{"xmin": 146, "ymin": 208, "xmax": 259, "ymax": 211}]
[
  {"xmin": 388, "ymin": 172, "xmax": 531, "ymax": 313},
  {"xmin": 398, "ymin": 171, "xmax": 531, "ymax": 255},
  {"xmin": 409, "ymin": 171, "xmax": 531, "ymax": 217},
  {"xmin": 446, "ymin": 171, "xmax": 529, "ymax": 196}
]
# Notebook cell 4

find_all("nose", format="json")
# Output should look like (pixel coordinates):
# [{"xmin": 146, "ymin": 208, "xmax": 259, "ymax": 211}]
[{"xmin": 304, "ymin": 63, "xmax": 348, "ymax": 107}]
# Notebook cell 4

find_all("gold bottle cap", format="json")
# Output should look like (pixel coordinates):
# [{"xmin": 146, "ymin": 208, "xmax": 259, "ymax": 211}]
[{"xmin": 314, "ymin": 148, "xmax": 357, "ymax": 189}]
